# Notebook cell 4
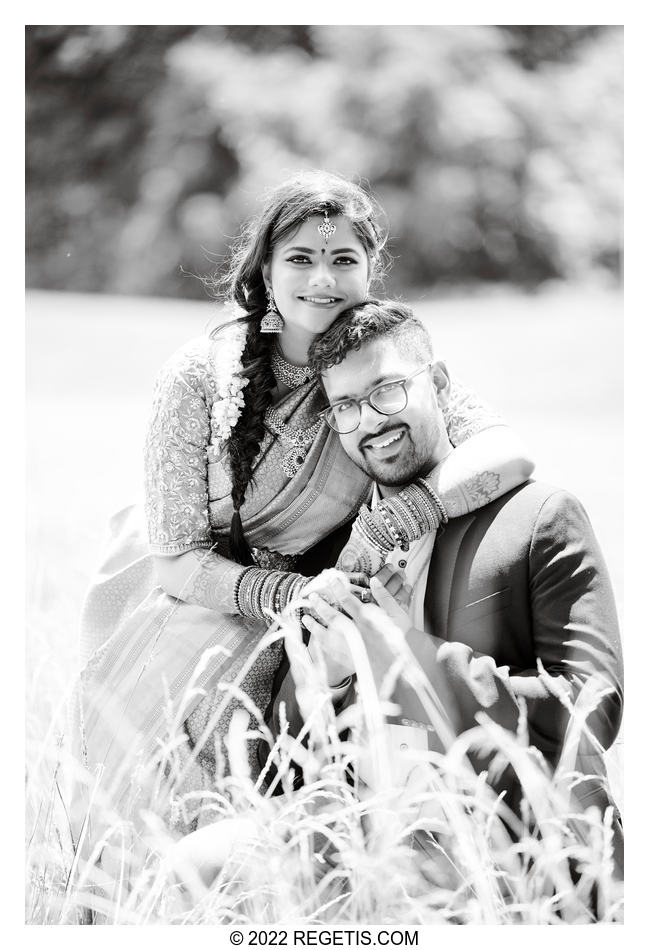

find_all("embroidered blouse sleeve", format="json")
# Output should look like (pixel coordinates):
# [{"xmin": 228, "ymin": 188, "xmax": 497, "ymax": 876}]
[
  {"xmin": 144, "ymin": 339, "xmax": 216, "ymax": 555},
  {"xmin": 442, "ymin": 377, "xmax": 505, "ymax": 447}
]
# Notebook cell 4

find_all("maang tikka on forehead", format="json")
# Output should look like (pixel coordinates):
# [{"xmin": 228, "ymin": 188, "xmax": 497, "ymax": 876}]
[{"xmin": 317, "ymin": 209, "xmax": 336, "ymax": 244}]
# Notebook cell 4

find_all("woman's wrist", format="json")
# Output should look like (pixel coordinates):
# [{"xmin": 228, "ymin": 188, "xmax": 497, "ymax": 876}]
[
  {"xmin": 352, "ymin": 505, "xmax": 392, "ymax": 554},
  {"xmin": 365, "ymin": 481, "xmax": 448, "ymax": 550},
  {"xmin": 235, "ymin": 567, "xmax": 308, "ymax": 620},
  {"xmin": 413, "ymin": 478, "xmax": 449, "ymax": 524}
]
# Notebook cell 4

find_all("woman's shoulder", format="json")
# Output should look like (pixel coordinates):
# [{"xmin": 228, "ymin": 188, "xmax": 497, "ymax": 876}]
[{"xmin": 158, "ymin": 318, "xmax": 251, "ymax": 391}]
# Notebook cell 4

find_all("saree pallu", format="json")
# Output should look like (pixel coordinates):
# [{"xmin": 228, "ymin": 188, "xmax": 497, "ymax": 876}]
[{"xmin": 78, "ymin": 376, "xmax": 371, "ymax": 818}]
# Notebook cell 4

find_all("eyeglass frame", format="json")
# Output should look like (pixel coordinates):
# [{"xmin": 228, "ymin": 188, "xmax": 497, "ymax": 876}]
[{"xmin": 320, "ymin": 361, "xmax": 435, "ymax": 434}]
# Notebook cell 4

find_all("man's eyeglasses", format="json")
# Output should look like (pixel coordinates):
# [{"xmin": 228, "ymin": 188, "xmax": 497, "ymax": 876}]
[{"xmin": 321, "ymin": 363, "xmax": 434, "ymax": 434}]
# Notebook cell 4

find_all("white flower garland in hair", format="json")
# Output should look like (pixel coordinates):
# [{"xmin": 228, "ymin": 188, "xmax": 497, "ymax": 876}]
[{"xmin": 209, "ymin": 319, "xmax": 250, "ymax": 447}]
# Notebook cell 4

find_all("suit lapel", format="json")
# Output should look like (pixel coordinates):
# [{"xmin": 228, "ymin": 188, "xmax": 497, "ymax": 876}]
[{"xmin": 424, "ymin": 514, "xmax": 476, "ymax": 639}]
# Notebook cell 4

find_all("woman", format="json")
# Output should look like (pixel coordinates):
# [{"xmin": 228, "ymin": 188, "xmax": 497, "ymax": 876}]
[{"xmin": 78, "ymin": 170, "xmax": 533, "ymax": 830}]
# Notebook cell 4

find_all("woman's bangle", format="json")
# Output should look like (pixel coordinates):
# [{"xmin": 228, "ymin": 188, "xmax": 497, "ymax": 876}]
[
  {"xmin": 234, "ymin": 567, "xmax": 255, "ymax": 615},
  {"xmin": 377, "ymin": 483, "xmax": 443, "ymax": 545},
  {"xmin": 415, "ymin": 478, "xmax": 449, "ymax": 524},
  {"xmin": 351, "ymin": 482, "xmax": 446, "ymax": 557},
  {"xmin": 235, "ymin": 568, "xmax": 308, "ymax": 621},
  {"xmin": 354, "ymin": 505, "xmax": 393, "ymax": 553}
]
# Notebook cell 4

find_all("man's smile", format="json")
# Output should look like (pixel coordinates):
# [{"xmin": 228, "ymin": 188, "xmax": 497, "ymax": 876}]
[{"xmin": 361, "ymin": 425, "xmax": 407, "ymax": 457}]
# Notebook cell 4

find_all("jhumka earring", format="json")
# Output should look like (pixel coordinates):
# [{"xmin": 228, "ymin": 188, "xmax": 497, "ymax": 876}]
[
  {"xmin": 317, "ymin": 210, "xmax": 337, "ymax": 244},
  {"xmin": 260, "ymin": 287, "xmax": 284, "ymax": 333}
]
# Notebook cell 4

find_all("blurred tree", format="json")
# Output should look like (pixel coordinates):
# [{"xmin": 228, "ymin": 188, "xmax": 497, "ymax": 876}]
[
  {"xmin": 223, "ymin": 25, "xmax": 316, "ymax": 54},
  {"xmin": 26, "ymin": 26, "xmax": 199, "ymax": 293},
  {"xmin": 500, "ymin": 25, "xmax": 606, "ymax": 69},
  {"xmin": 25, "ymin": 24, "xmax": 622, "ymax": 299}
]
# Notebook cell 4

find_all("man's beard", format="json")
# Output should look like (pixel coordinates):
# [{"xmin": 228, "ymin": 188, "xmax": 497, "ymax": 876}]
[{"xmin": 353, "ymin": 428, "xmax": 434, "ymax": 487}]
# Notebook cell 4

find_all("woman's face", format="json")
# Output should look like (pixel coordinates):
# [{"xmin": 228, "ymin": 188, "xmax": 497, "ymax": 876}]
[{"xmin": 263, "ymin": 215, "xmax": 370, "ymax": 340}]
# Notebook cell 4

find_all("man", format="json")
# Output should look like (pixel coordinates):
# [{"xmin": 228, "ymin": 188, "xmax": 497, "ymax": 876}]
[{"xmin": 268, "ymin": 298, "xmax": 623, "ymax": 875}]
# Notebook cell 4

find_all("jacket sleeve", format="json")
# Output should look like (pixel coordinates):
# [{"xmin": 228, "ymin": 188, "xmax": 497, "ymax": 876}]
[{"xmin": 521, "ymin": 489, "xmax": 623, "ymax": 754}]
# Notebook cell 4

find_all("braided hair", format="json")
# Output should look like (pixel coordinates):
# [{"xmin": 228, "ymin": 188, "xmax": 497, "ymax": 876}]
[{"xmin": 215, "ymin": 170, "xmax": 388, "ymax": 564}]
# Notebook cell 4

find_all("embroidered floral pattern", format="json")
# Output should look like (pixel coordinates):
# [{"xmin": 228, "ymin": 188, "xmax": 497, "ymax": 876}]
[
  {"xmin": 443, "ymin": 379, "xmax": 504, "ymax": 446},
  {"xmin": 144, "ymin": 325, "xmax": 249, "ymax": 555}
]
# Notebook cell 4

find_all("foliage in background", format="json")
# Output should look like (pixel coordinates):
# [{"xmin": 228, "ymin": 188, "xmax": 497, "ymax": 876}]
[{"xmin": 26, "ymin": 25, "xmax": 622, "ymax": 299}]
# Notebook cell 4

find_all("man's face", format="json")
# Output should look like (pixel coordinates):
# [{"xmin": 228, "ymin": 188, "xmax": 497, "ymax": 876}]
[{"xmin": 321, "ymin": 337, "xmax": 452, "ymax": 489}]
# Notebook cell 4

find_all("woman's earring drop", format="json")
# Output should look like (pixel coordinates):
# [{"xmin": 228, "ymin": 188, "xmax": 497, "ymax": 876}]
[{"xmin": 260, "ymin": 288, "xmax": 284, "ymax": 333}]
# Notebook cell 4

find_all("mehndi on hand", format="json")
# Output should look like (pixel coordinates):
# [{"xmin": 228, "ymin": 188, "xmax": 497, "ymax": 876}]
[{"xmin": 336, "ymin": 518, "xmax": 389, "ymax": 576}]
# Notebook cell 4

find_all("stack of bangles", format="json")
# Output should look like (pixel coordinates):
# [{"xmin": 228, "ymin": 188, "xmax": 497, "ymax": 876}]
[
  {"xmin": 233, "ymin": 481, "xmax": 447, "ymax": 620},
  {"xmin": 354, "ymin": 478, "xmax": 448, "ymax": 554},
  {"xmin": 234, "ymin": 568, "xmax": 308, "ymax": 621}
]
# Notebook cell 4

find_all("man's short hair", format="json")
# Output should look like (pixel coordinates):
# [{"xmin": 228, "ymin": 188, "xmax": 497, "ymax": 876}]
[{"xmin": 308, "ymin": 299, "xmax": 434, "ymax": 376}]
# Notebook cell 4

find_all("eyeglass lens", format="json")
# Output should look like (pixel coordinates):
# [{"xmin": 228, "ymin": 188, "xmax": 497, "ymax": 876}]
[{"xmin": 327, "ymin": 381, "xmax": 408, "ymax": 433}]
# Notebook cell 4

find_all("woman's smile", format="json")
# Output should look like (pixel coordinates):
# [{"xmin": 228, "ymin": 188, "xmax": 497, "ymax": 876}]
[{"xmin": 298, "ymin": 294, "xmax": 344, "ymax": 307}]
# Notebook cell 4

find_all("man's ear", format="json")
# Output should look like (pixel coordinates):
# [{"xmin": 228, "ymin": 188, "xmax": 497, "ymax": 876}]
[{"xmin": 431, "ymin": 360, "xmax": 451, "ymax": 409}]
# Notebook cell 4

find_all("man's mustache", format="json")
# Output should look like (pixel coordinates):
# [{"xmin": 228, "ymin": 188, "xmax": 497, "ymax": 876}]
[{"xmin": 359, "ymin": 422, "xmax": 409, "ymax": 452}]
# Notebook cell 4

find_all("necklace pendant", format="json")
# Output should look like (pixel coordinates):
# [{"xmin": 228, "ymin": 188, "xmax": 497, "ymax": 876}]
[
  {"xmin": 281, "ymin": 447, "xmax": 305, "ymax": 478},
  {"xmin": 271, "ymin": 344, "xmax": 315, "ymax": 390}
]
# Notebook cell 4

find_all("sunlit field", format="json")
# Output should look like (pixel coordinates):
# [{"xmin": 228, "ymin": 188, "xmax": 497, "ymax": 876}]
[{"xmin": 25, "ymin": 286, "xmax": 623, "ymax": 924}]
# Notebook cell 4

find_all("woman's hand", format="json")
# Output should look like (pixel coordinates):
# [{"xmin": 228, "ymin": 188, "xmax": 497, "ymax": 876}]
[
  {"xmin": 336, "ymin": 521, "xmax": 388, "ymax": 577},
  {"xmin": 302, "ymin": 567, "xmax": 370, "ymax": 605}
]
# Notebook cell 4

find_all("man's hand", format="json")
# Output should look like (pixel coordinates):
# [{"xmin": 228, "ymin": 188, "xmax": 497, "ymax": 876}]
[
  {"xmin": 303, "ymin": 592, "xmax": 359, "ymax": 687},
  {"xmin": 302, "ymin": 581, "xmax": 413, "ymax": 691},
  {"xmin": 371, "ymin": 565, "xmax": 413, "ymax": 624}
]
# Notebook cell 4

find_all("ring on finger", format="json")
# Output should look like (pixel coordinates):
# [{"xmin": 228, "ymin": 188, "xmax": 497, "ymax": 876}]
[{"xmin": 308, "ymin": 595, "xmax": 340, "ymax": 621}]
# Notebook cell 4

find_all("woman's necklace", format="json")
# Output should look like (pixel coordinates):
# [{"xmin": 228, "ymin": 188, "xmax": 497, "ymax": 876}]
[
  {"xmin": 271, "ymin": 343, "xmax": 315, "ymax": 389},
  {"xmin": 265, "ymin": 407, "xmax": 324, "ymax": 478}
]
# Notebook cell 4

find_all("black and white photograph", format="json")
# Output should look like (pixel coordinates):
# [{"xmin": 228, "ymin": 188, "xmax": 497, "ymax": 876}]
[{"xmin": 25, "ymin": 19, "xmax": 625, "ymax": 928}]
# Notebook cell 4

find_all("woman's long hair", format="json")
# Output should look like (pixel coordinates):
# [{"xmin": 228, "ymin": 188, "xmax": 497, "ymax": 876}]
[{"xmin": 213, "ymin": 170, "xmax": 388, "ymax": 565}]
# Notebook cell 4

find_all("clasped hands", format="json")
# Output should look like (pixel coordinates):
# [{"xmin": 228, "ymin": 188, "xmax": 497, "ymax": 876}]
[{"xmin": 301, "ymin": 565, "xmax": 414, "ymax": 688}]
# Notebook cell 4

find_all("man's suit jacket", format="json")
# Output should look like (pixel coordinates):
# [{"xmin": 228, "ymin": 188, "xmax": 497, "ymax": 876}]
[
  {"xmin": 267, "ymin": 481, "xmax": 623, "ymax": 861},
  {"xmin": 410, "ymin": 480, "xmax": 622, "ymax": 762}
]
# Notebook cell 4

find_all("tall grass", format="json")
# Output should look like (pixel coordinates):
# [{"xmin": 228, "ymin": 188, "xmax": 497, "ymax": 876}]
[{"xmin": 25, "ymin": 598, "xmax": 623, "ymax": 925}]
